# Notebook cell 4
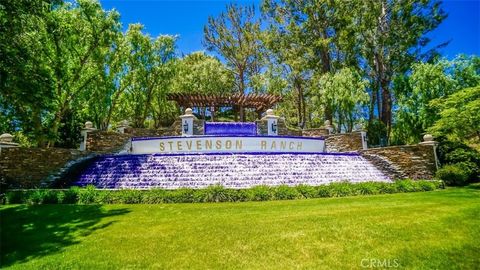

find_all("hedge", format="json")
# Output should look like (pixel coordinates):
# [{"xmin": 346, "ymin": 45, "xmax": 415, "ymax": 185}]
[{"xmin": 3, "ymin": 180, "xmax": 444, "ymax": 205}]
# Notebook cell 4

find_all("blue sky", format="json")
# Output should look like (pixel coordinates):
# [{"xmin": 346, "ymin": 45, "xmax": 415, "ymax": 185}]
[{"xmin": 100, "ymin": 0, "xmax": 479, "ymax": 59}]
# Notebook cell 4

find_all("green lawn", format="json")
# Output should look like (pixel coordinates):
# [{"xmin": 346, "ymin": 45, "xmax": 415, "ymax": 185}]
[{"xmin": 1, "ymin": 188, "xmax": 479, "ymax": 269}]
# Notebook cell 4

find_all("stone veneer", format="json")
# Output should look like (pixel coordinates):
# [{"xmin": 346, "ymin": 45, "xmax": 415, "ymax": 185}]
[
  {"xmin": 324, "ymin": 132, "xmax": 364, "ymax": 152},
  {"xmin": 0, "ymin": 147, "xmax": 88, "ymax": 188},
  {"xmin": 360, "ymin": 144, "xmax": 437, "ymax": 180},
  {"xmin": 302, "ymin": 128, "xmax": 330, "ymax": 137}
]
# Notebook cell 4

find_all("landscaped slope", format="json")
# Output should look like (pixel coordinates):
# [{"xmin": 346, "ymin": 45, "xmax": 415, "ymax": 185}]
[{"xmin": 1, "ymin": 188, "xmax": 479, "ymax": 269}]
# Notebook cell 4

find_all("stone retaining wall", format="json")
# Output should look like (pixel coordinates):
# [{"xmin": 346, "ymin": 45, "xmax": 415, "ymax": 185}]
[
  {"xmin": 324, "ymin": 132, "xmax": 365, "ymax": 152},
  {"xmin": 302, "ymin": 128, "xmax": 329, "ymax": 137},
  {"xmin": 0, "ymin": 147, "xmax": 87, "ymax": 188},
  {"xmin": 360, "ymin": 144, "xmax": 437, "ymax": 180}
]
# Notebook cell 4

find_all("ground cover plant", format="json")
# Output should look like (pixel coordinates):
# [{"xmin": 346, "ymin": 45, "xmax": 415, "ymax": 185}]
[
  {"xmin": 1, "ymin": 187, "xmax": 479, "ymax": 269},
  {"xmin": 3, "ymin": 180, "xmax": 443, "ymax": 205}
]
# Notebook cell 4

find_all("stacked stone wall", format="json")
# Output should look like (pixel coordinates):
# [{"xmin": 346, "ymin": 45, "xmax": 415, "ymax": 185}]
[
  {"xmin": 324, "ymin": 132, "xmax": 364, "ymax": 152},
  {"xmin": 360, "ymin": 144, "xmax": 437, "ymax": 180},
  {"xmin": 302, "ymin": 128, "xmax": 329, "ymax": 137},
  {"xmin": 0, "ymin": 148, "xmax": 87, "ymax": 188}
]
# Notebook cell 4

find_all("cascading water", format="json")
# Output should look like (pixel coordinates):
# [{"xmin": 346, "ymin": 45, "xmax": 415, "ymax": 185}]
[
  {"xmin": 72, "ymin": 152, "xmax": 391, "ymax": 189},
  {"xmin": 204, "ymin": 122, "xmax": 257, "ymax": 136}
]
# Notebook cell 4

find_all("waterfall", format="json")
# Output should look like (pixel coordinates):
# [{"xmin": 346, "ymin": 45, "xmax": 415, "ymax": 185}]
[{"xmin": 72, "ymin": 152, "xmax": 391, "ymax": 189}]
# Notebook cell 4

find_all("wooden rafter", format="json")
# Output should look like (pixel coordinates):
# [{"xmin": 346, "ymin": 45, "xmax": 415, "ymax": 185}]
[{"xmin": 167, "ymin": 93, "xmax": 282, "ymax": 111}]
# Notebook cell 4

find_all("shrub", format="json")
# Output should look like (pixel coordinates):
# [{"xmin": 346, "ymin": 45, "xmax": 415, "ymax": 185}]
[
  {"xmin": 78, "ymin": 185, "xmax": 99, "ymax": 204},
  {"xmin": 247, "ymin": 185, "xmax": 273, "ymax": 201},
  {"xmin": 436, "ymin": 164, "xmax": 469, "ymax": 186},
  {"xmin": 378, "ymin": 182, "xmax": 398, "ymax": 194},
  {"xmin": 274, "ymin": 185, "xmax": 301, "ymax": 200},
  {"xmin": 395, "ymin": 180, "xmax": 417, "ymax": 192},
  {"xmin": 63, "ymin": 187, "xmax": 80, "ymax": 204},
  {"xmin": 355, "ymin": 182, "xmax": 380, "ymax": 195},
  {"xmin": 329, "ymin": 182, "xmax": 354, "ymax": 197},
  {"xmin": 142, "ymin": 189, "xmax": 167, "ymax": 203},
  {"xmin": 316, "ymin": 185, "xmax": 333, "ymax": 198},
  {"xmin": 5, "ymin": 190, "xmax": 25, "ymax": 204},
  {"xmin": 295, "ymin": 185, "xmax": 317, "ymax": 198},
  {"xmin": 2, "ymin": 180, "xmax": 445, "ymax": 205},
  {"xmin": 199, "ymin": 185, "xmax": 230, "ymax": 203},
  {"xmin": 417, "ymin": 181, "xmax": 436, "ymax": 191}
]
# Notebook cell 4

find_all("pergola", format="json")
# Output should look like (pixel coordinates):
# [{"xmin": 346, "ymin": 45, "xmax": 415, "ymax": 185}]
[{"xmin": 167, "ymin": 93, "xmax": 282, "ymax": 121}]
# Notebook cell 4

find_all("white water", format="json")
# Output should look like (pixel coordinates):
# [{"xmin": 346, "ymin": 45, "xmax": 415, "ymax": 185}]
[{"xmin": 74, "ymin": 153, "xmax": 391, "ymax": 189}]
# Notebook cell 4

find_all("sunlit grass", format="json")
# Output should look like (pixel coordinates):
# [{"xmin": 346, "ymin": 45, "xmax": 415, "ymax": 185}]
[{"xmin": 1, "ymin": 187, "xmax": 479, "ymax": 269}]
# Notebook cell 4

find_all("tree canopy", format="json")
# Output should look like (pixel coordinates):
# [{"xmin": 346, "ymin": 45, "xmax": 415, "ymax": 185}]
[{"xmin": 1, "ymin": 0, "xmax": 478, "ymax": 150}]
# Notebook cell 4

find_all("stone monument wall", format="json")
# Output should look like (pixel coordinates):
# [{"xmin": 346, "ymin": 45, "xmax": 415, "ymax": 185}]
[
  {"xmin": 360, "ymin": 144, "xmax": 437, "ymax": 180},
  {"xmin": 0, "ymin": 147, "xmax": 88, "ymax": 188}
]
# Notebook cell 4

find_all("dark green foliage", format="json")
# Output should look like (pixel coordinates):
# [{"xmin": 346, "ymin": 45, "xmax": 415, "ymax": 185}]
[
  {"xmin": 273, "ymin": 185, "xmax": 301, "ymax": 200},
  {"xmin": 77, "ymin": 185, "xmax": 99, "ymax": 204},
  {"xmin": 367, "ymin": 119, "xmax": 388, "ymax": 147},
  {"xmin": 295, "ymin": 185, "xmax": 317, "ymax": 198},
  {"xmin": 247, "ymin": 185, "xmax": 274, "ymax": 201},
  {"xmin": 436, "ymin": 137, "xmax": 480, "ymax": 183},
  {"xmin": 436, "ymin": 164, "xmax": 469, "ymax": 186},
  {"xmin": 354, "ymin": 182, "xmax": 380, "ymax": 195},
  {"xmin": 395, "ymin": 179, "xmax": 418, "ymax": 192},
  {"xmin": 4, "ymin": 180, "xmax": 444, "ymax": 205}
]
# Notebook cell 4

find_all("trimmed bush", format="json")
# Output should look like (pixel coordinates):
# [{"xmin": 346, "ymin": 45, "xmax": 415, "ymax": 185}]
[
  {"xmin": 295, "ymin": 185, "xmax": 317, "ymax": 198},
  {"xmin": 274, "ymin": 185, "xmax": 301, "ymax": 200},
  {"xmin": 247, "ymin": 185, "xmax": 273, "ymax": 201},
  {"xmin": 436, "ymin": 164, "xmax": 469, "ymax": 186},
  {"xmin": 3, "ymin": 180, "xmax": 444, "ymax": 205},
  {"xmin": 78, "ymin": 185, "xmax": 99, "ymax": 204}
]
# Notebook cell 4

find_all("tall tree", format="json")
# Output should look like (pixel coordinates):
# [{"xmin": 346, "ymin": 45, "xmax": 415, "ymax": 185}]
[
  {"xmin": 115, "ymin": 24, "xmax": 177, "ymax": 128},
  {"xmin": 203, "ymin": 4, "xmax": 262, "ymax": 121},
  {"xmin": 356, "ymin": 0, "xmax": 446, "ymax": 140}
]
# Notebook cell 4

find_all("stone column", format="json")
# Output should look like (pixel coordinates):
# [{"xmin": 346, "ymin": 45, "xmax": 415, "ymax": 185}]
[
  {"xmin": 117, "ymin": 120, "xmax": 130, "ymax": 134},
  {"xmin": 264, "ymin": 109, "xmax": 279, "ymax": 136},
  {"xmin": 0, "ymin": 133, "xmax": 19, "ymax": 155},
  {"xmin": 324, "ymin": 120, "xmax": 334, "ymax": 135},
  {"xmin": 419, "ymin": 134, "xmax": 440, "ymax": 169},
  {"xmin": 180, "ymin": 108, "xmax": 195, "ymax": 136},
  {"xmin": 79, "ymin": 121, "xmax": 96, "ymax": 151}
]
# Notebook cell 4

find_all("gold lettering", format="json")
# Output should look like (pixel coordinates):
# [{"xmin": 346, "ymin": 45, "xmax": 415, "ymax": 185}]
[
  {"xmin": 159, "ymin": 142, "xmax": 165, "ymax": 151},
  {"xmin": 186, "ymin": 141, "xmax": 192, "ymax": 150},
  {"xmin": 261, "ymin": 141, "xmax": 267, "ymax": 150},
  {"xmin": 205, "ymin": 140, "xmax": 212, "ymax": 150},
  {"xmin": 196, "ymin": 140, "xmax": 202, "ymax": 150},
  {"xmin": 215, "ymin": 140, "xmax": 222, "ymax": 149},
  {"xmin": 225, "ymin": 140, "xmax": 232, "ymax": 149},
  {"xmin": 280, "ymin": 141, "xmax": 287, "ymax": 150},
  {"xmin": 289, "ymin": 142, "xmax": 295, "ymax": 150},
  {"xmin": 177, "ymin": 141, "xmax": 183, "ymax": 151},
  {"xmin": 168, "ymin": 141, "xmax": 174, "ymax": 151},
  {"xmin": 235, "ymin": 140, "xmax": 243, "ymax": 150},
  {"xmin": 297, "ymin": 142, "xmax": 303, "ymax": 150},
  {"xmin": 271, "ymin": 141, "xmax": 276, "ymax": 150}
]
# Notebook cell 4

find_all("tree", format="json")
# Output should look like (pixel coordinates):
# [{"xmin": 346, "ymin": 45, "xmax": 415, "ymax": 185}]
[
  {"xmin": 428, "ymin": 86, "xmax": 480, "ymax": 147},
  {"xmin": 172, "ymin": 52, "xmax": 234, "ymax": 95},
  {"xmin": 355, "ymin": 0, "xmax": 446, "ymax": 140},
  {"xmin": 114, "ymin": 24, "xmax": 177, "ymax": 128},
  {"xmin": 392, "ymin": 55, "xmax": 480, "ymax": 144},
  {"xmin": 312, "ymin": 68, "xmax": 369, "ymax": 132},
  {"xmin": 203, "ymin": 4, "xmax": 262, "ymax": 121},
  {"xmin": 0, "ymin": 0, "xmax": 121, "ymax": 146}
]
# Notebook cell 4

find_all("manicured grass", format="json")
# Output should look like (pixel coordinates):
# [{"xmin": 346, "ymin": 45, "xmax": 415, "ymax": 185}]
[{"xmin": 1, "ymin": 187, "xmax": 479, "ymax": 269}]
